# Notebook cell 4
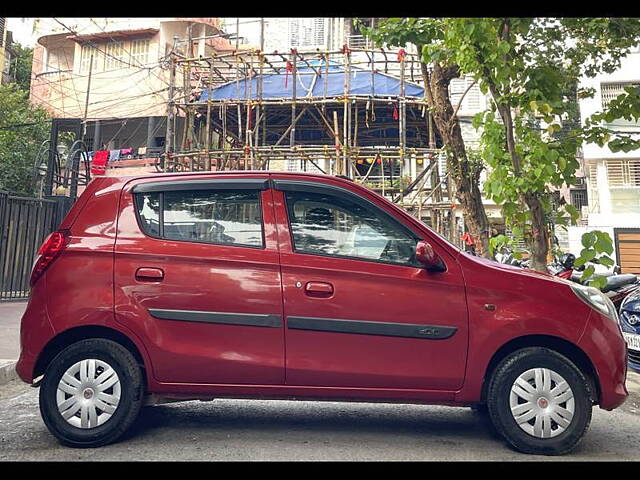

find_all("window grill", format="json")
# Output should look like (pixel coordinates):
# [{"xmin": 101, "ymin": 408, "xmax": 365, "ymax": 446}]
[
  {"xmin": 601, "ymin": 82, "xmax": 639, "ymax": 109},
  {"xmin": 289, "ymin": 18, "xmax": 327, "ymax": 48},
  {"xmin": 606, "ymin": 158, "xmax": 640, "ymax": 188},
  {"xmin": 570, "ymin": 189, "xmax": 588, "ymax": 210}
]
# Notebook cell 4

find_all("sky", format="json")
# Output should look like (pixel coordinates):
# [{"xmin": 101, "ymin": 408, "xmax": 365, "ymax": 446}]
[{"xmin": 6, "ymin": 18, "xmax": 36, "ymax": 47}]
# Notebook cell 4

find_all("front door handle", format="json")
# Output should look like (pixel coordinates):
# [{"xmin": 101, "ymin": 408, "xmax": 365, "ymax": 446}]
[
  {"xmin": 305, "ymin": 281, "xmax": 334, "ymax": 296},
  {"xmin": 135, "ymin": 267, "xmax": 164, "ymax": 281}
]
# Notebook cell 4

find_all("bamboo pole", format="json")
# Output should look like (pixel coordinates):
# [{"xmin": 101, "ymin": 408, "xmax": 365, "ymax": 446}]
[
  {"xmin": 290, "ymin": 49, "xmax": 298, "ymax": 148},
  {"xmin": 333, "ymin": 110, "xmax": 341, "ymax": 175}
]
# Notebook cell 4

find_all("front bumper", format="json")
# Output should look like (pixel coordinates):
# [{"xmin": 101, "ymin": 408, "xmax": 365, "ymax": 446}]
[{"xmin": 578, "ymin": 311, "xmax": 629, "ymax": 410}]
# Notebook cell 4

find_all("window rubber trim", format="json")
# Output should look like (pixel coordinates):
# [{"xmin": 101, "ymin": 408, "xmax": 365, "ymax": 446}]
[
  {"xmin": 132, "ymin": 178, "xmax": 270, "ymax": 194},
  {"xmin": 272, "ymin": 178, "xmax": 424, "ymax": 268}
]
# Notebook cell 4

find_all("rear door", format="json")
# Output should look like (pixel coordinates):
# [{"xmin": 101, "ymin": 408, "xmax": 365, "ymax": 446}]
[
  {"xmin": 272, "ymin": 177, "xmax": 468, "ymax": 391},
  {"xmin": 114, "ymin": 175, "xmax": 285, "ymax": 385}
]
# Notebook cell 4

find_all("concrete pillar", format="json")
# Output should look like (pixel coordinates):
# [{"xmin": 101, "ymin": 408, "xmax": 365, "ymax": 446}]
[
  {"xmin": 597, "ymin": 159, "xmax": 611, "ymax": 216},
  {"xmin": 147, "ymin": 116, "xmax": 156, "ymax": 148},
  {"xmin": 92, "ymin": 120, "xmax": 101, "ymax": 151}
]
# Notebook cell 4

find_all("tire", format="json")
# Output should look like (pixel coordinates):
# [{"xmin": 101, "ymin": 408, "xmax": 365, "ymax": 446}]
[
  {"xmin": 486, "ymin": 347, "xmax": 593, "ymax": 456},
  {"xmin": 39, "ymin": 339, "xmax": 144, "ymax": 448},
  {"xmin": 470, "ymin": 403, "xmax": 489, "ymax": 414}
]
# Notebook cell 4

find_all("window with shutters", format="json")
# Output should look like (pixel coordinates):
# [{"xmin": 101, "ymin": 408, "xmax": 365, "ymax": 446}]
[
  {"xmin": 79, "ymin": 44, "xmax": 100, "ymax": 73},
  {"xmin": 130, "ymin": 39, "xmax": 150, "ymax": 66},
  {"xmin": 104, "ymin": 41, "xmax": 125, "ymax": 70},
  {"xmin": 449, "ymin": 76, "xmax": 482, "ymax": 113}
]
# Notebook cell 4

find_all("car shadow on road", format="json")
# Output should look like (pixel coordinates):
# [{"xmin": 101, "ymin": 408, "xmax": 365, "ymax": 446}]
[{"xmin": 125, "ymin": 399, "xmax": 503, "ymax": 445}]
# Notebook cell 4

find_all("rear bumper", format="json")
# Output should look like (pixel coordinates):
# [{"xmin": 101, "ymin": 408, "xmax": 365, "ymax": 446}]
[
  {"xmin": 579, "ymin": 312, "xmax": 628, "ymax": 410},
  {"xmin": 15, "ymin": 283, "xmax": 55, "ymax": 384}
]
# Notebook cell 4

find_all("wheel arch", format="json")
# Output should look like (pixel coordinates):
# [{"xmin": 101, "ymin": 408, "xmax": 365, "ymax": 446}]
[
  {"xmin": 480, "ymin": 335, "xmax": 601, "ymax": 405},
  {"xmin": 33, "ymin": 325, "xmax": 149, "ymax": 389}
]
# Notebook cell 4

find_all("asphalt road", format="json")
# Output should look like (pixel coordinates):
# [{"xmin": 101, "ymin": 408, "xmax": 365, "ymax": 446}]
[{"xmin": 0, "ymin": 378, "xmax": 639, "ymax": 461}]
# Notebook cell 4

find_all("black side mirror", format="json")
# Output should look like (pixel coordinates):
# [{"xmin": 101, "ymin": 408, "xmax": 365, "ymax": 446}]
[{"xmin": 560, "ymin": 253, "xmax": 575, "ymax": 269}]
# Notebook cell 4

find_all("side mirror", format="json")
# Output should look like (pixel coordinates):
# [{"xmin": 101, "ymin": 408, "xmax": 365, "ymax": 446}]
[
  {"xmin": 416, "ymin": 240, "xmax": 445, "ymax": 271},
  {"xmin": 560, "ymin": 253, "xmax": 575, "ymax": 269}
]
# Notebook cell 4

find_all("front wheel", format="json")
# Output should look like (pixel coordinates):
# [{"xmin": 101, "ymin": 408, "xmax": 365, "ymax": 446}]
[
  {"xmin": 39, "ymin": 339, "xmax": 144, "ymax": 447},
  {"xmin": 486, "ymin": 347, "xmax": 593, "ymax": 455}
]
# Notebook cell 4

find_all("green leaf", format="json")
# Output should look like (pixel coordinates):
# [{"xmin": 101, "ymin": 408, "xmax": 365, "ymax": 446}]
[
  {"xmin": 581, "ymin": 265, "xmax": 595, "ymax": 282},
  {"xmin": 589, "ymin": 275, "xmax": 609, "ymax": 290},
  {"xmin": 598, "ymin": 256, "xmax": 615, "ymax": 268},
  {"xmin": 581, "ymin": 232, "xmax": 596, "ymax": 248}
]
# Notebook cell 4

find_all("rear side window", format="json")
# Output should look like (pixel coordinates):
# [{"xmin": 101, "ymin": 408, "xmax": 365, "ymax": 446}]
[{"xmin": 134, "ymin": 189, "xmax": 264, "ymax": 248}]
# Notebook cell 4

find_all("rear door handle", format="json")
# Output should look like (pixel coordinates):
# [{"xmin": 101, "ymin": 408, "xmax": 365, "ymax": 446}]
[
  {"xmin": 135, "ymin": 267, "xmax": 164, "ymax": 281},
  {"xmin": 305, "ymin": 281, "xmax": 334, "ymax": 296}
]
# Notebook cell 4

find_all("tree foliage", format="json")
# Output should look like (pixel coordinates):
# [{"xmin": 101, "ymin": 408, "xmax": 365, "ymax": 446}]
[
  {"xmin": 0, "ymin": 84, "xmax": 50, "ymax": 196},
  {"xmin": 367, "ymin": 18, "xmax": 640, "ymax": 283},
  {"xmin": 365, "ymin": 19, "xmax": 492, "ymax": 257},
  {"xmin": 9, "ymin": 43, "xmax": 34, "ymax": 91}
]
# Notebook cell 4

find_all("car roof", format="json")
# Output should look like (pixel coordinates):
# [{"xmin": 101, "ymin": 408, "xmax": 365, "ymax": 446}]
[{"xmin": 109, "ymin": 170, "xmax": 353, "ymax": 184}]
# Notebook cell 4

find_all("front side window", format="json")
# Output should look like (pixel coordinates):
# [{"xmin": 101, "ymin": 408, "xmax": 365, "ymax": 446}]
[
  {"xmin": 135, "ymin": 189, "xmax": 264, "ymax": 248},
  {"xmin": 284, "ymin": 189, "xmax": 418, "ymax": 265}
]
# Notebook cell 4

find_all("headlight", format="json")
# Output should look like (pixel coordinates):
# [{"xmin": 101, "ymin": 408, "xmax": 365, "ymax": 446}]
[{"xmin": 570, "ymin": 283, "xmax": 619, "ymax": 323}]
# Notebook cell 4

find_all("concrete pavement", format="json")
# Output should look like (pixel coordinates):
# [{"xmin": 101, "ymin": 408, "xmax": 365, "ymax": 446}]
[{"xmin": 0, "ymin": 301, "xmax": 26, "ymax": 385}]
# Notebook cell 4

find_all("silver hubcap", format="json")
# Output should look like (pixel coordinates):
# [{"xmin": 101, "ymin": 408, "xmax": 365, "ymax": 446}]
[
  {"xmin": 509, "ymin": 368, "xmax": 575, "ymax": 439},
  {"xmin": 56, "ymin": 359, "xmax": 121, "ymax": 429}
]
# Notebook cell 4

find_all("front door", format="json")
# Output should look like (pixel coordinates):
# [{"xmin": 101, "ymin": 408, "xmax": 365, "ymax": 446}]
[
  {"xmin": 114, "ymin": 176, "xmax": 285, "ymax": 385},
  {"xmin": 272, "ymin": 178, "xmax": 468, "ymax": 391}
]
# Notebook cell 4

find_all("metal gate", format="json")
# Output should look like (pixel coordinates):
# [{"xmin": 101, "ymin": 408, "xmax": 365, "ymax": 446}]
[
  {"xmin": 0, "ymin": 191, "xmax": 72, "ymax": 300},
  {"xmin": 615, "ymin": 228, "xmax": 640, "ymax": 275}
]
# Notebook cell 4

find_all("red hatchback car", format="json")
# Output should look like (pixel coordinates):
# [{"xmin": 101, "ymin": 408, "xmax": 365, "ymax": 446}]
[{"xmin": 17, "ymin": 171, "xmax": 628, "ymax": 455}]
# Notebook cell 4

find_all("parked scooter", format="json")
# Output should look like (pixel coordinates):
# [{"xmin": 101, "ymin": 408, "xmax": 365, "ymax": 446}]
[
  {"xmin": 495, "ymin": 248, "xmax": 640, "ymax": 308},
  {"xmin": 553, "ymin": 253, "xmax": 639, "ymax": 308}
]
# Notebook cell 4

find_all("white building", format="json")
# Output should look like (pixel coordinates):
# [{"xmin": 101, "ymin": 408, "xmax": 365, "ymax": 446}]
[{"xmin": 568, "ymin": 49, "xmax": 640, "ymax": 274}]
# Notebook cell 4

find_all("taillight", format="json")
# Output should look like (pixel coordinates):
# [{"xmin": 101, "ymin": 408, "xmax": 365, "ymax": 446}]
[{"xmin": 30, "ymin": 229, "xmax": 71, "ymax": 287}]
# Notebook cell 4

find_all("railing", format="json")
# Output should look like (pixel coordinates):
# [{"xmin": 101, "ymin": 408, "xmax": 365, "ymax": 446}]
[
  {"xmin": 347, "ymin": 34, "xmax": 372, "ymax": 49},
  {"xmin": 0, "ymin": 192, "xmax": 72, "ymax": 300}
]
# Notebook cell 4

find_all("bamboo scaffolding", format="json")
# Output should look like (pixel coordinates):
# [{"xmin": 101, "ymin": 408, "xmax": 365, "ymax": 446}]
[{"xmin": 162, "ymin": 47, "xmax": 457, "ymax": 240}]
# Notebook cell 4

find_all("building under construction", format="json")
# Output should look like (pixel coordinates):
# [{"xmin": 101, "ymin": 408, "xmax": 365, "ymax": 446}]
[{"xmin": 161, "ymin": 46, "xmax": 461, "ymax": 240}]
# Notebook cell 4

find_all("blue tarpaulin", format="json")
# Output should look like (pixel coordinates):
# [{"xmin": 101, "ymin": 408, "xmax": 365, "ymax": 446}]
[{"xmin": 199, "ymin": 61, "xmax": 424, "ymax": 102}]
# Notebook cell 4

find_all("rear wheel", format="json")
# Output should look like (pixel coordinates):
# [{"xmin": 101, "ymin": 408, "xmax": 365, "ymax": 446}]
[
  {"xmin": 39, "ymin": 339, "xmax": 144, "ymax": 447},
  {"xmin": 486, "ymin": 347, "xmax": 593, "ymax": 455}
]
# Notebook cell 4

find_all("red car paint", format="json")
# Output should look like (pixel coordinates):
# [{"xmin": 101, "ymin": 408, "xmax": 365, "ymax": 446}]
[{"xmin": 16, "ymin": 172, "xmax": 628, "ymax": 410}]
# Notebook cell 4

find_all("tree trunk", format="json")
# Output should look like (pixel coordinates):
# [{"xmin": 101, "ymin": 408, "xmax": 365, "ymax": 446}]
[
  {"xmin": 523, "ymin": 193, "xmax": 549, "ymax": 272},
  {"xmin": 421, "ymin": 60, "xmax": 491, "ymax": 257}
]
